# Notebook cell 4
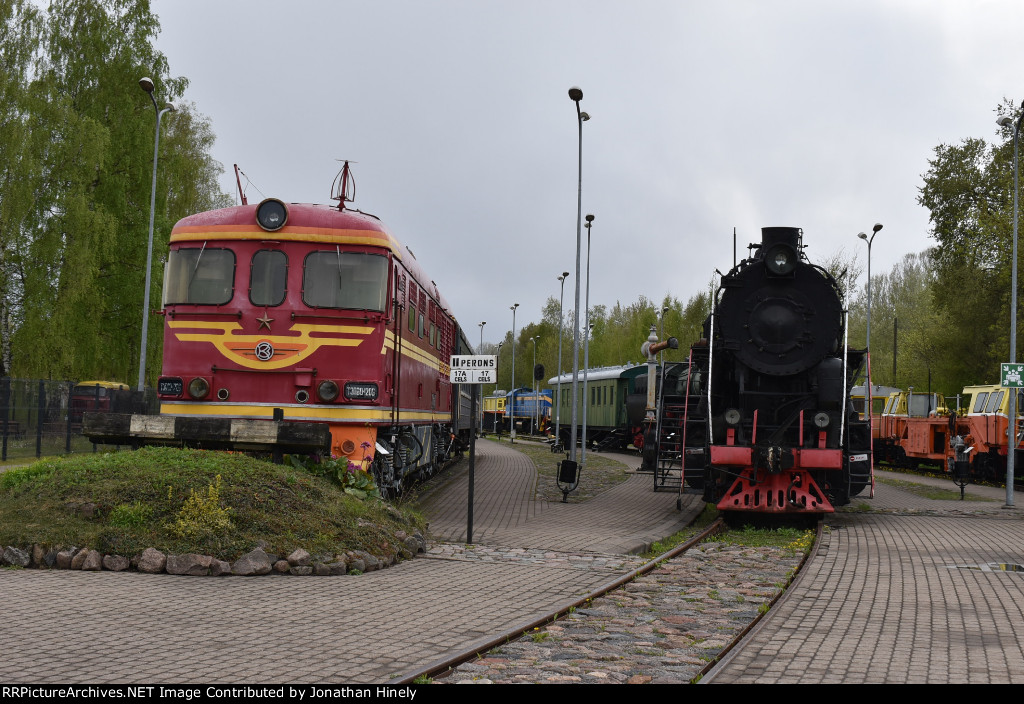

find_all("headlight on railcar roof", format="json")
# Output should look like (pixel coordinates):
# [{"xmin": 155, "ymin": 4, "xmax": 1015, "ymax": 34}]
[
  {"xmin": 256, "ymin": 198, "xmax": 288, "ymax": 232},
  {"xmin": 188, "ymin": 377, "xmax": 210, "ymax": 399},
  {"xmin": 345, "ymin": 382, "xmax": 379, "ymax": 401},
  {"xmin": 317, "ymin": 380, "xmax": 340, "ymax": 402}
]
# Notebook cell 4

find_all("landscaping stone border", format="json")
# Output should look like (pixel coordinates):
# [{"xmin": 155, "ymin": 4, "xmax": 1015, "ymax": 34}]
[{"xmin": 0, "ymin": 530, "xmax": 427, "ymax": 577}]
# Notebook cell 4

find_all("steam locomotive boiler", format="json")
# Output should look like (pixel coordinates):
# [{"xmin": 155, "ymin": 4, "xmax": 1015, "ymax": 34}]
[{"xmin": 680, "ymin": 226, "xmax": 872, "ymax": 515}]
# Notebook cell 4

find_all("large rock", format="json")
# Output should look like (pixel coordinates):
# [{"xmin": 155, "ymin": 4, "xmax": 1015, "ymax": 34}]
[
  {"xmin": 103, "ymin": 555, "xmax": 129, "ymax": 572},
  {"xmin": 210, "ymin": 559, "xmax": 231, "ymax": 577},
  {"xmin": 70, "ymin": 549, "xmax": 92, "ymax": 570},
  {"xmin": 166, "ymin": 554, "xmax": 213, "ymax": 576},
  {"xmin": 137, "ymin": 548, "xmax": 167, "ymax": 574},
  {"xmin": 286, "ymin": 548, "xmax": 311, "ymax": 567},
  {"xmin": 81, "ymin": 550, "xmax": 103, "ymax": 571},
  {"xmin": 351, "ymin": 550, "xmax": 380, "ymax": 572},
  {"xmin": 3, "ymin": 546, "xmax": 29, "ymax": 568},
  {"xmin": 231, "ymin": 547, "xmax": 273, "ymax": 576},
  {"xmin": 55, "ymin": 548, "xmax": 79, "ymax": 570}
]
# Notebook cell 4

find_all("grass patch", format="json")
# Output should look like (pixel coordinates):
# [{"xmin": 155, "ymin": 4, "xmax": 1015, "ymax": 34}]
[
  {"xmin": 641, "ymin": 503, "xmax": 718, "ymax": 558},
  {"xmin": 491, "ymin": 437, "xmax": 632, "ymax": 502},
  {"xmin": 709, "ymin": 524, "xmax": 815, "ymax": 554},
  {"xmin": 0, "ymin": 446, "xmax": 424, "ymax": 561},
  {"xmin": 874, "ymin": 475, "xmax": 995, "ymax": 502}
]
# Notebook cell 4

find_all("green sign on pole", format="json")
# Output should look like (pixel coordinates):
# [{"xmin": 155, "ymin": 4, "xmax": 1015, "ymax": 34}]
[{"xmin": 1002, "ymin": 363, "xmax": 1024, "ymax": 388}]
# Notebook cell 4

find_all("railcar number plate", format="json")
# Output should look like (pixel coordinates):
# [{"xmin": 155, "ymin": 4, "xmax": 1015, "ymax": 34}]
[{"xmin": 158, "ymin": 378, "xmax": 183, "ymax": 396}]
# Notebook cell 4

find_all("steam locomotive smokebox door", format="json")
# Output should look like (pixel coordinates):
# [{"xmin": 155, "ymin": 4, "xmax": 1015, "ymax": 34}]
[{"xmin": 716, "ymin": 227, "xmax": 841, "ymax": 377}]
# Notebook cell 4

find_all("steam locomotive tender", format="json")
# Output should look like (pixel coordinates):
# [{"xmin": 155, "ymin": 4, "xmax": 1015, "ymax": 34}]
[{"xmin": 687, "ymin": 226, "xmax": 871, "ymax": 514}]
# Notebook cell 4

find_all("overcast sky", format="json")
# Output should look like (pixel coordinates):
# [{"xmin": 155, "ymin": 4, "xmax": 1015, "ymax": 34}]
[{"xmin": 152, "ymin": 0, "xmax": 1024, "ymax": 348}]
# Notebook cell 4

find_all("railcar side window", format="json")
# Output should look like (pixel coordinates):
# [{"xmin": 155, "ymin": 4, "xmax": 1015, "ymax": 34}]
[
  {"xmin": 163, "ymin": 248, "xmax": 236, "ymax": 305},
  {"xmin": 986, "ymin": 391, "xmax": 1004, "ymax": 413},
  {"xmin": 973, "ymin": 392, "xmax": 989, "ymax": 413},
  {"xmin": 303, "ymin": 251, "xmax": 388, "ymax": 311},
  {"xmin": 250, "ymin": 250, "xmax": 287, "ymax": 306}
]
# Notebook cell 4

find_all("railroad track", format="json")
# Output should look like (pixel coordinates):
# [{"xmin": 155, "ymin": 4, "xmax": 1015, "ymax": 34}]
[{"xmin": 399, "ymin": 518, "xmax": 819, "ymax": 684}]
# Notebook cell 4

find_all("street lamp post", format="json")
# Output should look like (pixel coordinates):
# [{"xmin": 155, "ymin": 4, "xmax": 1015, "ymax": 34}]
[
  {"xmin": 478, "ymin": 321, "xmax": 486, "ymax": 351},
  {"xmin": 568, "ymin": 86, "xmax": 589, "ymax": 462},
  {"xmin": 999, "ymin": 108, "xmax": 1024, "ymax": 504},
  {"xmin": 581, "ymin": 214, "xmax": 595, "ymax": 465},
  {"xmin": 555, "ymin": 271, "xmax": 570, "ymax": 451},
  {"xmin": 531, "ymin": 336, "xmax": 540, "ymax": 433},
  {"xmin": 137, "ymin": 77, "xmax": 175, "ymax": 392},
  {"xmin": 660, "ymin": 306, "xmax": 669, "ymax": 367},
  {"xmin": 857, "ymin": 223, "xmax": 883, "ymax": 472},
  {"xmin": 510, "ymin": 303, "xmax": 519, "ymax": 442}
]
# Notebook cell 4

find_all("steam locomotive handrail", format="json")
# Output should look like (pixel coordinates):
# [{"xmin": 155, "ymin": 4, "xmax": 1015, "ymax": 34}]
[
  {"xmin": 840, "ymin": 294, "xmax": 849, "ymax": 447},
  {"xmin": 707, "ymin": 272, "xmax": 720, "ymax": 445}
]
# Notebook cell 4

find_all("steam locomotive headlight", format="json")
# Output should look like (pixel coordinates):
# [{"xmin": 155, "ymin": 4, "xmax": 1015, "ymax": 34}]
[
  {"xmin": 724, "ymin": 408, "xmax": 741, "ymax": 426},
  {"xmin": 187, "ymin": 377, "xmax": 210, "ymax": 399},
  {"xmin": 317, "ymin": 380, "xmax": 340, "ymax": 402},
  {"xmin": 765, "ymin": 243, "xmax": 797, "ymax": 276},
  {"xmin": 256, "ymin": 198, "xmax": 288, "ymax": 232},
  {"xmin": 814, "ymin": 412, "xmax": 831, "ymax": 429}
]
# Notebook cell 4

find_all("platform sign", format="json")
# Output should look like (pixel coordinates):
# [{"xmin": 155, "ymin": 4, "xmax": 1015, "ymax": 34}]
[
  {"xmin": 449, "ymin": 355, "xmax": 496, "ymax": 385},
  {"xmin": 1003, "ymin": 363, "xmax": 1024, "ymax": 388}
]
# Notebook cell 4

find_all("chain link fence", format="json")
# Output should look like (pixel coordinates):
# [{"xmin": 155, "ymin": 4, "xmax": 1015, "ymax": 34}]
[{"xmin": 0, "ymin": 379, "xmax": 158, "ymax": 462}]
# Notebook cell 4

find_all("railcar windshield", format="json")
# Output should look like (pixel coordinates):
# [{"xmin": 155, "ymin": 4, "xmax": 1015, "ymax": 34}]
[
  {"xmin": 163, "ymin": 247, "xmax": 236, "ymax": 305},
  {"xmin": 250, "ymin": 250, "xmax": 288, "ymax": 306},
  {"xmin": 302, "ymin": 251, "xmax": 388, "ymax": 311}
]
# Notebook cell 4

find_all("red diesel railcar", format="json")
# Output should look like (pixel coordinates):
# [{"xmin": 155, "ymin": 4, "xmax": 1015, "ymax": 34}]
[{"xmin": 88, "ymin": 166, "xmax": 474, "ymax": 497}]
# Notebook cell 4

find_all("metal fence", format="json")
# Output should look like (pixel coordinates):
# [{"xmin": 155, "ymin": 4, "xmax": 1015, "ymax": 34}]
[{"xmin": 0, "ymin": 379, "xmax": 158, "ymax": 462}]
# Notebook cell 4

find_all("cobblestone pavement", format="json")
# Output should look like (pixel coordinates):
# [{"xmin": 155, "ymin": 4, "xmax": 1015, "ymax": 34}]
[
  {"xmin": 0, "ymin": 439, "xmax": 698, "ymax": 684},
  {"xmin": 439, "ymin": 468, "xmax": 1024, "ymax": 685},
  {"xmin": 6, "ymin": 441, "xmax": 1024, "ymax": 685}
]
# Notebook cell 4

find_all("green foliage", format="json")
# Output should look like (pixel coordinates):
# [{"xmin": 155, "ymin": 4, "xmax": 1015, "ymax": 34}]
[
  {"xmin": 0, "ymin": 447, "xmax": 425, "ymax": 560},
  {"xmin": 493, "ymin": 287, "xmax": 711, "ymax": 394},
  {"xmin": 107, "ymin": 501, "xmax": 153, "ymax": 528},
  {"xmin": 169, "ymin": 474, "xmax": 233, "ymax": 538},
  {"xmin": 289, "ymin": 455, "xmax": 381, "ymax": 501},
  {"xmin": 911, "ymin": 100, "xmax": 1022, "ymax": 391},
  {"xmin": 0, "ymin": 0, "xmax": 229, "ymax": 382}
]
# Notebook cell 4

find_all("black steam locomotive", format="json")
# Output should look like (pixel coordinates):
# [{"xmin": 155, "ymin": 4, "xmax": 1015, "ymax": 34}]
[{"xmin": 665, "ymin": 227, "xmax": 871, "ymax": 515}]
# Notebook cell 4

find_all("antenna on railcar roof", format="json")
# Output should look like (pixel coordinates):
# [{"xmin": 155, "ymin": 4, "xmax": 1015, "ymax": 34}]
[
  {"xmin": 233, "ymin": 164, "xmax": 248, "ymax": 205},
  {"xmin": 331, "ymin": 160, "xmax": 357, "ymax": 211}
]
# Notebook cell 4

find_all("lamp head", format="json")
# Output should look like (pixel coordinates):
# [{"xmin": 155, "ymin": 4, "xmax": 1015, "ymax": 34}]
[
  {"xmin": 872, "ymin": 223, "xmax": 883, "ymax": 233},
  {"xmin": 999, "ymin": 116, "xmax": 1014, "ymax": 127},
  {"xmin": 858, "ymin": 232, "xmax": 868, "ymax": 241},
  {"xmin": 585, "ymin": 213, "xmax": 594, "ymax": 223},
  {"xmin": 568, "ymin": 87, "xmax": 583, "ymax": 102},
  {"xmin": 562, "ymin": 271, "xmax": 570, "ymax": 278},
  {"xmin": 139, "ymin": 77, "xmax": 155, "ymax": 93},
  {"xmin": 580, "ymin": 111, "xmax": 590, "ymax": 122}
]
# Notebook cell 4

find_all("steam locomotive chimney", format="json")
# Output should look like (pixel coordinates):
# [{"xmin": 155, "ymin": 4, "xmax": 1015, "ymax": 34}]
[{"xmin": 760, "ymin": 226, "xmax": 800, "ymax": 253}]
